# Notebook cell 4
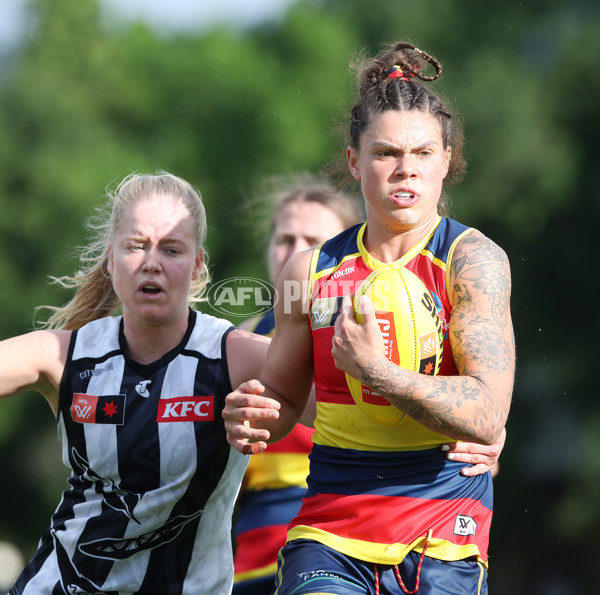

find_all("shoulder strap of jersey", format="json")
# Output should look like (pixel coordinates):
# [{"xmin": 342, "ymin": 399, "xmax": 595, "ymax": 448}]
[
  {"xmin": 421, "ymin": 217, "xmax": 476, "ymax": 295},
  {"xmin": 307, "ymin": 223, "xmax": 364, "ymax": 304}
]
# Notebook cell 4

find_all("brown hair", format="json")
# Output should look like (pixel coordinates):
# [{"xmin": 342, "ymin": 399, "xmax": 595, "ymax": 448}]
[
  {"xmin": 330, "ymin": 41, "xmax": 467, "ymax": 215},
  {"xmin": 270, "ymin": 175, "xmax": 363, "ymax": 235},
  {"xmin": 244, "ymin": 172, "xmax": 364, "ymax": 248}
]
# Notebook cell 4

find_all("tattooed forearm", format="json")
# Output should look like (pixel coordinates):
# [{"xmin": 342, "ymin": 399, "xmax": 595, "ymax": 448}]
[
  {"xmin": 358, "ymin": 357, "xmax": 503, "ymax": 443},
  {"xmin": 349, "ymin": 232, "xmax": 514, "ymax": 445}
]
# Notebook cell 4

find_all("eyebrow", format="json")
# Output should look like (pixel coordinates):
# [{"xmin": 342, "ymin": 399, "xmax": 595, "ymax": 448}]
[
  {"xmin": 124, "ymin": 235, "xmax": 187, "ymax": 245},
  {"xmin": 370, "ymin": 140, "xmax": 441, "ymax": 151}
]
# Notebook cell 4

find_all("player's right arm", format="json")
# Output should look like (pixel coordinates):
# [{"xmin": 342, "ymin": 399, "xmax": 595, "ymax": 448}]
[
  {"xmin": 332, "ymin": 232, "xmax": 514, "ymax": 445},
  {"xmin": 223, "ymin": 250, "xmax": 314, "ymax": 455},
  {"xmin": 0, "ymin": 330, "xmax": 71, "ymax": 415}
]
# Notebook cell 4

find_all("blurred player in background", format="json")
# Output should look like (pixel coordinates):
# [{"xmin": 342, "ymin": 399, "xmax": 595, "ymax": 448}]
[
  {"xmin": 233, "ymin": 176, "xmax": 362, "ymax": 594},
  {"xmin": 231, "ymin": 175, "xmax": 505, "ymax": 594}
]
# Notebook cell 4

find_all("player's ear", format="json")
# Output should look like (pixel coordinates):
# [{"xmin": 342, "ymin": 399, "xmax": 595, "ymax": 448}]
[
  {"xmin": 191, "ymin": 250, "xmax": 203, "ymax": 280},
  {"xmin": 106, "ymin": 247, "xmax": 114, "ymax": 276},
  {"xmin": 347, "ymin": 146, "xmax": 361, "ymax": 181},
  {"xmin": 442, "ymin": 145, "xmax": 452, "ymax": 179}
]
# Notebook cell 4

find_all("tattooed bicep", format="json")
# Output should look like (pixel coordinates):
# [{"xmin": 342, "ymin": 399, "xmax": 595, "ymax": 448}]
[
  {"xmin": 450, "ymin": 232, "xmax": 511, "ymax": 326},
  {"xmin": 449, "ymin": 232, "xmax": 514, "ymax": 376}
]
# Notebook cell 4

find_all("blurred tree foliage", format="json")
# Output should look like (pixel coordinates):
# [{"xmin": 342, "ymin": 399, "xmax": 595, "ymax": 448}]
[{"xmin": 0, "ymin": 0, "xmax": 597, "ymax": 592}]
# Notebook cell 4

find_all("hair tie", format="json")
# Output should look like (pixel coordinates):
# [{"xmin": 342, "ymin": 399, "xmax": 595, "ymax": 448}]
[{"xmin": 384, "ymin": 65, "xmax": 418, "ymax": 80}]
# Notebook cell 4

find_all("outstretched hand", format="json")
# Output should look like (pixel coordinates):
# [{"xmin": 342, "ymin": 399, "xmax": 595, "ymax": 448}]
[
  {"xmin": 331, "ymin": 294, "xmax": 386, "ymax": 380},
  {"xmin": 222, "ymin": 380, "xmax": 281, "ymax": 455}
]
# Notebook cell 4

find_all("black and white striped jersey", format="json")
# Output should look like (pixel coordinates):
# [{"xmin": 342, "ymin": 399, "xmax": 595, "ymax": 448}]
[{"xmin": 12, "ymin": 309, "xmax": 248, "ymax": 594}]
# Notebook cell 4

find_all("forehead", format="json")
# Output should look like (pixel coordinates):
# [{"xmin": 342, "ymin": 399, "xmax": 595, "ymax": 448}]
[
  {"xmin": 274, "ymin": 201, "xmax": 346, "ymax": 239},
  {"xmin": 364, "ymin": 110, "xmax": 444, "ymax": 146},
  {"xmin": 119, "ymin": 194, "xmax": 194, "ymax": 239}
]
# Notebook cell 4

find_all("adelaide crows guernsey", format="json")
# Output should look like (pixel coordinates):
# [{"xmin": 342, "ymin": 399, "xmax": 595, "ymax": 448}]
[
  {"xmin": 12, "ymin": 309, "xmax": 247, "ymax": 595},
  {"xmin": 234, "ymin": 309, "xmax": 315, "ymax": 588},
  {"xmin": 286, "ymin": 216, "xmax": 494, "ymax": 566}
]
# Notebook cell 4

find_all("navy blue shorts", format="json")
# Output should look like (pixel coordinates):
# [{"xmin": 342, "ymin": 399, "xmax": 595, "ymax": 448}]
[{"xmin": 275, "ymin": 539, "xmax": 487, "ymax": 595}]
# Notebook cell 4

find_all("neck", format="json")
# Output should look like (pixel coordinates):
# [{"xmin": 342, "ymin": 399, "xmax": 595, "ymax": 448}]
[
  {"xmin": 363, "ymin": 216, "xmax": 437, "ymax": 263},
  {"xmin": 122, "ymin": 310, "xmax": 190, "ymax": 364}
]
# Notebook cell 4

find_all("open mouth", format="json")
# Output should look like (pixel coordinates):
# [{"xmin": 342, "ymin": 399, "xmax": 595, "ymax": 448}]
[
  {"xmin": 141, "ymin": 285, "xmax": 162, "ymax": 295},
  {"xmin": 393, "ymin": 191, "xmax": 415, "ymax": 199}
]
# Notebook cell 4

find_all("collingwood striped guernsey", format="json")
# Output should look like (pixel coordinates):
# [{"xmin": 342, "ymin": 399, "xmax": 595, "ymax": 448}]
[{"xmin": 11, "ymin": 309, "xmax": 248, "ymax": 595}]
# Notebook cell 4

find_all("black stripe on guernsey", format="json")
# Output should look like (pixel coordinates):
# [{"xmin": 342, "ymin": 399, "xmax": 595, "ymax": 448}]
[
  {"xmin": 16, "ymin": 309, "xmax": 238, "ymax": 594},
  {"xmin": 137, "ymin": 329, "xmax": 235, "ymax": 592}
]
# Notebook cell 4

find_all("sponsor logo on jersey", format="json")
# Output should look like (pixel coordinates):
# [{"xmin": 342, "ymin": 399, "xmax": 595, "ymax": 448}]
[
  {"xmin": 375, "ymin": 311, "xmax": 400, "ymax": 365},
  {"xmin": 360, "ymin": 385, "xmax": 390, "ymax": 406},
  {"xmin": 157, "ymin": 396, "xmax": 214, "ymax": 422},
  {"xmin": 454, "ymin": 514, "xmax": 477, "ymax": 536},
  {"xmin": 78, "ymin": 510, "xmax": 203, "ymax": 560},
  {"xmin": 135, "ymin": 380, "xmax": 152, "ymax": 398},
  {"xmin": 71, "ymin": 393, "xmax": 126, "ymax": 425},
  {"xmin": 78, "ymin": 361, "xmax": 114, "ymax": 380},
  {"xmin": 331, "ymin": 265, "xmax": 355, "ymax": 280},
  {"xmin": 310, "ymin": 296, "xmax": 344, "ymax": 329}
]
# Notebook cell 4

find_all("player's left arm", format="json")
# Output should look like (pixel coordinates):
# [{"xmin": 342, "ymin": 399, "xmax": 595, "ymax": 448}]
[
  {"xmin": 332, "ymin": 232, "xmax": 514, "ymax": 445},
  {"xmin": 443, "ymin": 231, "xmax": 515, "ymax": 444}
]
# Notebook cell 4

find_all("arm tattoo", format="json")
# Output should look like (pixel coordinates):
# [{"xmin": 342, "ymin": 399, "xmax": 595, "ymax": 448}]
[
  {"xmin": 358, "ymin": 358, "xmax": 498, "ymax": 442},
  {"xmin": 354, "ymin": 232, "xmax": 514, "ymax": 444},
  {"xmin": 451, "ymin": 234, "xmax": 511, "ymax": 328}
]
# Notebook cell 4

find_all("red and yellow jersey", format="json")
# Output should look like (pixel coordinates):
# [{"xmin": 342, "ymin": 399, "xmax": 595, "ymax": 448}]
[
  {"xmin": 234, "ymin": 309, "xmax": 315, "ymax": 585},
  {"xmin": 287, "ymin": 216, "xmax": 494, "ymax": 566}
]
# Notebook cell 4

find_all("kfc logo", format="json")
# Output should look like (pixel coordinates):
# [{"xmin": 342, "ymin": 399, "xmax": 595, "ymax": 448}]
[{"xmin": 157, "ymin": 396, "xmax": 214, "ymax": 422}]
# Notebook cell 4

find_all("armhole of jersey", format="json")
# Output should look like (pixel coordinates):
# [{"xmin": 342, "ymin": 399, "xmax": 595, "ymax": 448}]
[
  {"xmin": 221, "ymin": 326, "xmax": 236, "ymax": 394},
  {"xmin": 445, "ymin": 227, "xmax": 477, "ymax": 300},
  {"xmin": 56, "ymin": 329, "xmax": 78, "ymax": 425}
]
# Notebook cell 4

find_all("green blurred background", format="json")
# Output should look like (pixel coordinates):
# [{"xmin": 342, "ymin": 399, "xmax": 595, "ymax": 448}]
[{"xmin": 0, "ymin": 0, "xmax": 597, "ymax": 592}]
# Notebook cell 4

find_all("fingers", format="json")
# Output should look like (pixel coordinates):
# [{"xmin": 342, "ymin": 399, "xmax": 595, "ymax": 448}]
[
  {"xmin": 332, "ymin": 294, "xmax": 354, "ymax": 350},
  {"xmin": 358, "ymin": 294, "xmax": 375, "ymax": 320},
  {"xmin": 222, "ymin": 379, "xmax": 280, "ymax": 456},
  {"xmin": 441, "ymin": 441, "xmax": 501, "ymax": 477},
  {"xmin": 332, "ymin": 293, "xmax": 384, "ymax": 376},
  {"xmin": 229, "ymin": 433, "xmax": 268, "ymax": 456},
  {"xmin": 240, "ymin": 440, "xmax": 268, "ymax": 456},
  {"xmin": 458, "ymin": 461, "xmax": 499, "ymax": 478},
  {"xmin": 460, "ymin": 463, "xmax": 488, "ymax": 477},
  {"xmin": 237, "ymin": 379, "xmax": 266, "ymax": 396},
  {"xmin": 222, "ymin": 380, "xmax": 278, "ymax": 419},
  {"xmin": 225, "ymin": 418, "xmax": 271, "ymax": 456},
  {"xmin": 336, "ymin": 295, "xmax": 354, "ymax": 326},
  {"xmin": 442, "ymin": 439, "xmax": 502, "ymax": 459}
]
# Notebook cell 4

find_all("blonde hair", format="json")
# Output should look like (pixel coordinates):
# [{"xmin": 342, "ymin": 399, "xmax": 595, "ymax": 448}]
[{"xmin": 37, "ymin": 172, "xmax": 210, "ymax": 330}]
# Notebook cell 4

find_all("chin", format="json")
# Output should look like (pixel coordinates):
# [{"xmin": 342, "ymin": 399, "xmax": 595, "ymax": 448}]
[{"xmin": 388, "ymin": 215, "xmax": 419, "ymax": 229}]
